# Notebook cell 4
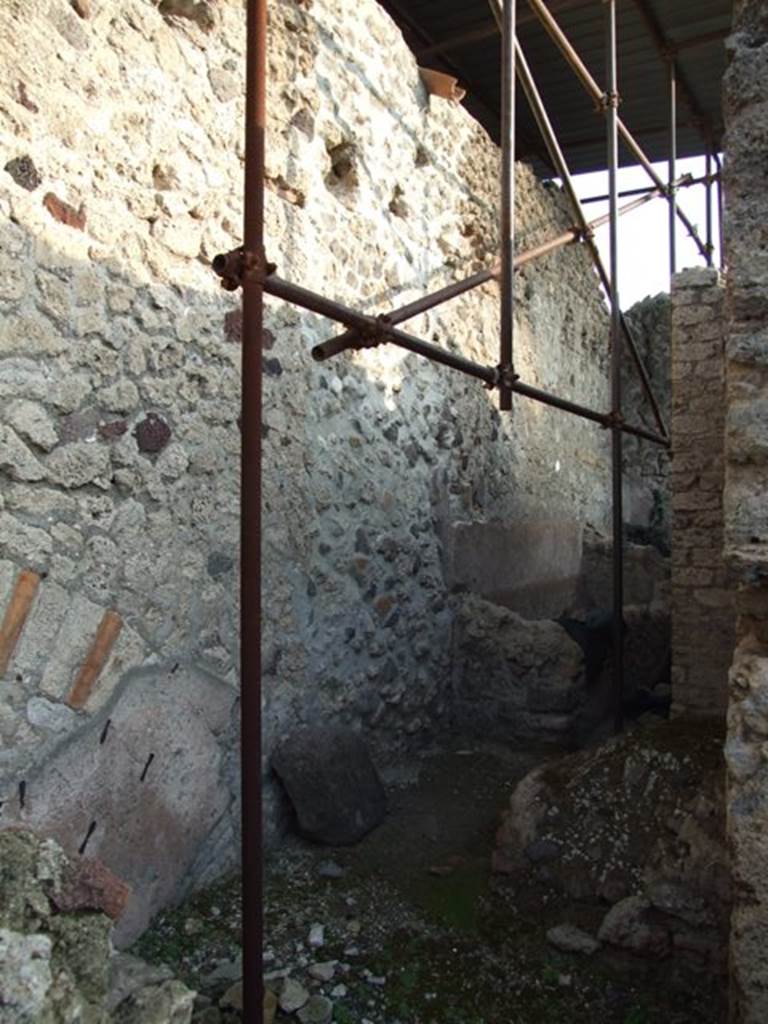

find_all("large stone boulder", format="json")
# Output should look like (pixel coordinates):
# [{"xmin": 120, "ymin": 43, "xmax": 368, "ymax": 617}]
[
  {"xmin": 451, "ymin": 594, "xmax": 585, "ymax": 744},
  {"xmin": 1, "ymin": 666, "xmax": 237, "ymax": 946},
  {"xmin": 493, "ymin": 718, "xmax": 730, "ymax": 972},
  {"xmin": 272, "ymin": 726, "xmax": 387, "ymax": 845}
]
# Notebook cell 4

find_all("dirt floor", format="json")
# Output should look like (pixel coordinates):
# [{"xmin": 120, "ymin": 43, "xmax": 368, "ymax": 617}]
[{"xmin": 134, "ymin": 736, "xmax": 728, "ymax": 1024}]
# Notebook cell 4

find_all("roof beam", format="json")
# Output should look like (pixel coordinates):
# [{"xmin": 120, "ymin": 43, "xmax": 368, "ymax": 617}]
[
  {"xmin": 416, "ymin": 0, "xmax": 587, "ymax": 60},
  {"xmin": 672, "ymin": 26, "xmax": 730, "ymax": 53}
]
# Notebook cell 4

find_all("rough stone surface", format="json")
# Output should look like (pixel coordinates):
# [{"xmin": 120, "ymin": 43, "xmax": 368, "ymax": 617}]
[
  {"xmin": 493, "ymin": 719, "xmax": 730, "ymax": 972},
  {"xmin": 670, "ymin": 269, "xmax": 735, "ymax": 718},
  {"xmin": 0, "ymin": 828, "xmax": 194, "ymax": 1023},
  {"xmin": 451, "ymin": 595, "xmax": 584, "ymax": 744},
  {"xmin": 441, "ymin": 518, "xmax": 584, "ymax": 619},
  {"xmin": 1, "ymin": 668, "xmax": 237, "ymax": 947},
  {"xmin": 546, "ymin": 924, "xmax": 600, "ymax": 956},
  {"xmin": 597, "ymin": 896, "xmax": 671, "ymax": 959},
  {"xmin": 271, "ymin": 727, "xmax": 387, "ymax": 845},
  {"xmin": 0, "ymin": 928, "xmax": 53, "ymax": 1021},
  {"xmin": 722, "ymin": 5, "xmax": 768, "ymax": 1019}
]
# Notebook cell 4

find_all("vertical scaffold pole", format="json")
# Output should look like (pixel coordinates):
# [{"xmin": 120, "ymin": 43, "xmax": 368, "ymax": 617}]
[
  {"xmin": 499, "ymin": 0, "xmax": 517, "ymax": 410},
  {"xmin": 705, "ymin": 143, "xmax": 714, "ymax": 268},
  {"xmin": 606, "ymin": 0, "xmax": 624, "ymax": 734},
  {"xmin": 668, "ymin": 56, "xmax": 677, "ymax": 278},
  {"xmin": 714, "ymin": 150, "xmax": 725, "ymax": 271},
  {"xmin": 242, "ymin": 0, "xmax": 265, "ymax": 1017}
]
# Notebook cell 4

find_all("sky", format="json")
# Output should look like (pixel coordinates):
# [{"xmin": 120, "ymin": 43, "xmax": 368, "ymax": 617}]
[{"xmin": 568, "ymin": 155, "xmax": 721, "ymax": 310}]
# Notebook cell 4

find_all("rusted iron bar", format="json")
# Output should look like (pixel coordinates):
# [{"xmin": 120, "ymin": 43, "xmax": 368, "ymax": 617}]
[
  {"xmin": 265, "ymin": 271, "xmax": 669, "ymax": 447},
  {"xmin": 241, "ymin": 0, "xmax": 265, "ymax": 1018},
  {"xmin": 514, "ymin": 38, "xmax": 668, "ymax": 439},
  {"xmin": 579, "ymin": 171, "xmax": 713, "ymax": 204},
  {"xmin": 312, "ymin": 266, "xmax": 497, "ymax": 362},
  {"xmin": 312, "ymin": 181, "xmax": 677, "ymax": 363},
  {"xmin": 714, "ymin": 150, "xmax": 725, "ymax": 271},
  {"xmin": 606, "ymin": 0, "xmax": 624, "ymax": 734},
  {"xmin": 668, "ymin": 56, "xmax": 677, "ymax": 277},
  {"xmin": 268, "ymin": 274, "xmax": 497, "ymax": 385},
  {"xmin": 705, "ymin": 146, "xmax": 714, "ymax": 267},
  {"xmin": 499, "ymin": 0, "xmax": 517, "ymax": 410},
  {"xmin": 525, "ymin": 0, "xmax": 709, "ymax": 263}
]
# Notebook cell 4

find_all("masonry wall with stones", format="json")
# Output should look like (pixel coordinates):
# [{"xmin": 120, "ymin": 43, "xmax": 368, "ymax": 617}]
[
  {"xmin": 623, "ymin": 293, "xmax": 671, "ymax": 550},
  {"xmin": 721, "ymin": 3, "xmax": 768, "ymax": 1020},
  {"xmin": 669, "ymin": 268, "xmax": 734, "ymax": 719},
  {"xmin": 0, "ymin": 0, "xmax": 668, "ymax": 941}
]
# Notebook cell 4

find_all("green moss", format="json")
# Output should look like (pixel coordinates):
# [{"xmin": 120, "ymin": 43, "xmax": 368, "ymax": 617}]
[
  {"xmin": 411, "ymin": 861, "xmax": 489, "ymax": 932},
  {"xmin": 131, "ymin": 872, "xmax": 241, "ymax": 989}
]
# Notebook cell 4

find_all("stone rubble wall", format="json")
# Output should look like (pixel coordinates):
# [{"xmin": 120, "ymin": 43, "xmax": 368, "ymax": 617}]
[
  {"xmin": 0, "ymin": 0, "xmax": 633, "ymax": 936},
  {"xmin": 721, "ymin": 3, "xmax": 768, "ymax": 1020},
  {"xmin": 669, "ymin": 268, "xmax": 734, "ymax": 718}
]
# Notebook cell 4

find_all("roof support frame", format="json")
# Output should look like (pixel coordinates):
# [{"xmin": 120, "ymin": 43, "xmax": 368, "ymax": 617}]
[
  {"xmin": 524, "ymin": 0, "xmax": 709, "ymax": 261},
  {"xmin": 629, "ymin": 0, "xmax": 713, "ymax": 147}
]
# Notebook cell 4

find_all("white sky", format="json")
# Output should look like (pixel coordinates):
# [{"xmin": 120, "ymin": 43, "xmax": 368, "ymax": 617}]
[{"xmin": 568, "ymin": 155, "xmax": 721, "ymax": 310}]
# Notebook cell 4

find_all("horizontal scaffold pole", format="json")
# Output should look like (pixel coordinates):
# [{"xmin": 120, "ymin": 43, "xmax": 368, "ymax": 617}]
[{"xmin": 256, "ymin": 272, "xmax": 670, "ymax": 448}]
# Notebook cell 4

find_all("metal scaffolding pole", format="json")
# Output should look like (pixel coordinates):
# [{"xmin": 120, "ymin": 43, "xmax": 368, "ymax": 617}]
[
  {"xmin": 241, "ymin": 0, "xmax": 265, "ymax": 1017},
  {"xmin": 705, "ymin": 145, "xmax": 714, "ymax": 267},
  {"xmin": 708, "ymin": 147, "xmax": 716, "ymax": 268},
  {"xmin": 714, "ymin": 150, "xmax": 725, "ymax": 270},
  {"xmin": 668, "ymin": 57, "xmax": 677, "ymax": 277},
  {"xmin": 499, "ymin": 0, "xmax": 517, "ymax": 410},
  {"xmin": 246, "ymin": 271, "xmax": 670, "ymax": 446},
  {"xmin": 513, "ymin": 38, "xmax": 668, "ymax": 439},
  {"xmin": 313, "ymin": 180, "xmax": 680, "ymax": 362},
  {"xmin": 580, "ymin": 172, "xmax": 708, "ymax": 204},
  {"xmin": 526, "ymin": 0, "xmax": 709, "ymax": 263},
  {"xmin": 606, "ymin": 0, "xmax": 624, "ymax": 734}
]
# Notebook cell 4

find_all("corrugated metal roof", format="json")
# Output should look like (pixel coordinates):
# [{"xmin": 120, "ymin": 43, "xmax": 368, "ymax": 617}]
[{"xmin": 377, "ymin": 0, "xmax": 732, "ymax": 174}]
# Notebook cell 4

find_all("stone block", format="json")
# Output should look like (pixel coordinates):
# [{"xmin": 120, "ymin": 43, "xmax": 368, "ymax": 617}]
[
  {"xmin": 271, "ymin": 727, "xmax": 387, "ymax": 846},
  {"xmin": 452, "ymin": 594, "xmax": 583, "ymax": 734},
  {"xmin": 441, "ymin": 518, "xmax": 583, "ymax": 619},
  {"xmin": 598, "ymin": 896, "xmax": 671, "ymax": 958},
  {"xmin": 1, "ymin": 667, "xmax": 237, "ymax": 945}
]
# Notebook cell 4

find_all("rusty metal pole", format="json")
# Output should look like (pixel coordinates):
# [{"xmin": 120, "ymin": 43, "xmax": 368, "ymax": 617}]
[
  {"xmin": 514, "ymin": 39, "xmax": 668, "ymax": 440},
  {"xmin": 605, "ymin": 0, "xmax": 624, "ymax": 734},
  {"xmin": 714, "ymin": 150, "xmax": 724, "ymax": 270},
  {"xmin": 705, "ymin": 145, "xmax": 714, "ymax": 267},
  {"xmin": 241, "ymin": 0, "xmax": 265, "ymax": 1017},
  {"xmin": 314, "ymin": 181, "xmax": 682, "ymax": 361},
  {"xmin": 668, "ymin": 56, "xmax": 677, "ymax": 278},
  {"xmin": 525, "ymin": 0, "xmax": 709, "ymax": 263},
  {"xmin": 499, "ymin": 0, "xmax": 517, "ymax": 410}
]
